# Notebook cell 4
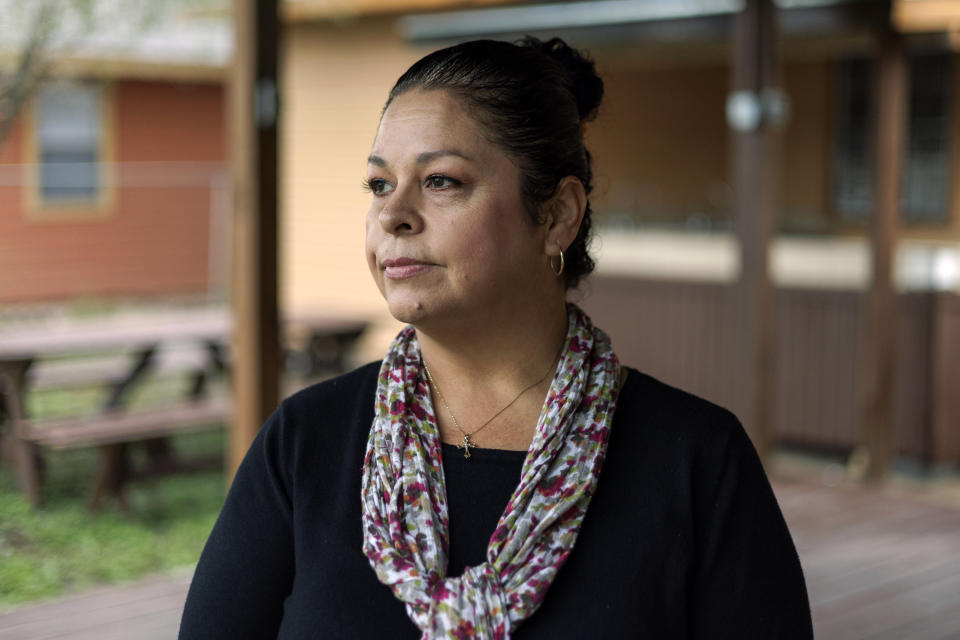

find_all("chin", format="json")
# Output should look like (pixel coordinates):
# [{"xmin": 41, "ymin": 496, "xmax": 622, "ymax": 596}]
[
  {"xmin": 384, "ymin": 292, "xmax": 470, "ymax": 331},
  {"xmin": 384, "ymin": 295, "xmax": 432, "ymax": 326}
]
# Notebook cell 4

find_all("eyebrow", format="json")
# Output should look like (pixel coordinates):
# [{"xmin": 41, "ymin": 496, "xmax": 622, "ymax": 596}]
[{"xmin": 367, "ymin": 149, "xmax": 473, "ymax": 167}]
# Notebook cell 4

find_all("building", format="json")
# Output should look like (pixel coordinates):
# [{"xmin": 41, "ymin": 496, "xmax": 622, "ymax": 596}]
[{"xmin": 0, "ymin": 2, "xmax": 230, "ymax": 304}]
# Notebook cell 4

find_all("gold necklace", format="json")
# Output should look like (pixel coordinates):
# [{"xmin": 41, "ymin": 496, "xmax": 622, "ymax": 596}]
[{"xmin": 423, "ymin": 350, "xmax": 561, "ymax": 459}]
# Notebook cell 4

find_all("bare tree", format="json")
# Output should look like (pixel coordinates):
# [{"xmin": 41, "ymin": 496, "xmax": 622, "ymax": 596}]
[
  {"xmin": 0, "ymin": 1, "xmax": 72, "ymax": 145},
  {"xmin": 0, "ymin": 0, "xmax": 175, "ymax": 147}
]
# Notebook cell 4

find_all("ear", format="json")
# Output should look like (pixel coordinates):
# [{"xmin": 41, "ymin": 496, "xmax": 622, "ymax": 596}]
[{"xmin": 544, "ymin": 176, "xmax": 586, "ymax": 256}]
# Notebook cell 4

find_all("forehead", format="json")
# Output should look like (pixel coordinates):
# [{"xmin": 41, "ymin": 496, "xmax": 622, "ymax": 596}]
[{"xmin": 371, "ymin": 89, "xmax": 490, "ymax": 159}]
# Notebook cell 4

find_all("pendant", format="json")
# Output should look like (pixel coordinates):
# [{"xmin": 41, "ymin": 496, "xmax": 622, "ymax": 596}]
[{"xmin": 456, "ymin": 433, "xmax": 474, "ymax": 459}]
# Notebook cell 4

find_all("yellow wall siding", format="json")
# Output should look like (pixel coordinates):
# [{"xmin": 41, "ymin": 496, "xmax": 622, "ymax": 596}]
[{"xmin": 282, "ymin": 19, "xmax": 430, "ymax": 359}]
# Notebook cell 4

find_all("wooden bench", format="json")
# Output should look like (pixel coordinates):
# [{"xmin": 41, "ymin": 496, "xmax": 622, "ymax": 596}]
[
  {"xmin": 22, "ymin": 399, "xmax": 233, "ymax": 450},
  {"xmin": 0, "ymin": 310, "xmax": 233, "ymax": 509},
  {"xmin": 0, "ymin": 307, "xmax": 366, "ymax": 510},
  {"xmin": 27, "ymin": 344, "xmax": 222, "ymax": 390},
  {"xmin": 18, "ymin": 398, "xmax": 232, "ymax": 510},
  {"xmin": 2, "ymin": 345, "xmax": 232, "ymax": 510}
]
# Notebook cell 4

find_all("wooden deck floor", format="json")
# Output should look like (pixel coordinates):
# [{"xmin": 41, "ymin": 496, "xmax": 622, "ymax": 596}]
[
  {"xmin": 1, "ymin": 475, "xmax": 958, "ymax": 639},
  {"xmin": 0, "ymin": 570, "xmax": 192, "ymax": 640},
  {"xmin": 776, "ymin": 475, "xmax": 960, "ymax": 640}
]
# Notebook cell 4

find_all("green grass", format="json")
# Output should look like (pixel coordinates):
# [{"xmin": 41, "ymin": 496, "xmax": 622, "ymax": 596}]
[{"xmin": 0, "ymin": 428, "xmax": 227, "ymax": 609}]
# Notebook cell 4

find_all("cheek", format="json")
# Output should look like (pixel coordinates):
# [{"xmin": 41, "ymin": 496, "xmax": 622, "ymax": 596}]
[
  {"xmin": 453, "ymin": 221, "xmax": 495, "ymax": 266},
  {"xmin": 364, "ymin": 212, "xmax": 384, "ymax": 282},
  {"xmin": 452, "ymin": 219, "xmax": 526, "ymax": 282},
  {"xmin": 364, "ymin": 211, "xmax": 378, "ymax": 257}
]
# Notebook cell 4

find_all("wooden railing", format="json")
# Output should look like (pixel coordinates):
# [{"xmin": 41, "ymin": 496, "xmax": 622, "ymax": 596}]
[{"xmin": 582, "ymin": 275, "xmax": 960, "ymax": 463}]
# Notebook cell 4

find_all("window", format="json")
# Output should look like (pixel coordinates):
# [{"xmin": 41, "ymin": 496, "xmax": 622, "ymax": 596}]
[
  {"xmin": 833, "ymin": 53, "xmax": 952, "ymax": 224},
  {"xmin": 903, "ymin": 54, "xmax": 951, "ymax": 221},
  {"xmin": 833, "ymin": 58, "xmax": 872, "ymax": 221},
  {"xmin": 35, "ymin": 82, "xmax": 103, "ymax": 204}
]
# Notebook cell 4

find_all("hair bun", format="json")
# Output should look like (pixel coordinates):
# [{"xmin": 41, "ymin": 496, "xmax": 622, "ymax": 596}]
[{"xmin": 520, "ymin": 36, "xmax": 604, "ymax": 123}]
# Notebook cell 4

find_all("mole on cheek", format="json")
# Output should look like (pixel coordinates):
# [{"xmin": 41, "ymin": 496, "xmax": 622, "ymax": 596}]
[{"xmin": 416, "ymin": 302, "xmax": 423, "ymax": 310}]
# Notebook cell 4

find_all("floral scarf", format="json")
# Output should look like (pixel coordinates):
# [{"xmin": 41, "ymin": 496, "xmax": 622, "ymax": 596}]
[{"xmin": 361, "ymin": 305, "xmax": 619, "ymax": 639}]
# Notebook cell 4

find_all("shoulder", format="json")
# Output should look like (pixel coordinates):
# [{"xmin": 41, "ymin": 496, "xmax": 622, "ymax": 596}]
[
  {"xmin": 616, "ymin": 366, "xmax": 744, "ymax": 448},
  {"xmin": 255, "ymin": 362, "xmax": 382, "ymax": 479},
  {"xmin": 608, "ymin": 366, "xmax": 759, "ymax": 495},
  {"xmin": 281, "ymin": 361, "xmax": 380, "ymax": 419}
]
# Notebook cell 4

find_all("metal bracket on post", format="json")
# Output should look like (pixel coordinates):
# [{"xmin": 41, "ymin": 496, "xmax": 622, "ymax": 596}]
[
  {"xmin": 254, "ymin": 77, "xmax": 278, "ymax": 129},
  {"xmin": 726, "ymin": 87, "xmax": 790, "ymax": 132}
]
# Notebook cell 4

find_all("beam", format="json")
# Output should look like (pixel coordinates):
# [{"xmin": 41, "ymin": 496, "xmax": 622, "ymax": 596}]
[
  {"xmin": 860, "ymin": 30, "xmax": 906, "ymax": 482},
  {"xmin": 284, "ymin": 0, "xmax": 518, "ymax": 22},
  {"xmin": 229, "ymin": 0, "xmax": 281, "ymax": 479},
  {"xmin": 729, "ymin": 0, "xmax": 782, "ymax": 464},
  {"xmin": 397, "ymin": 0, "xmax": 739, "ymax": 40}
]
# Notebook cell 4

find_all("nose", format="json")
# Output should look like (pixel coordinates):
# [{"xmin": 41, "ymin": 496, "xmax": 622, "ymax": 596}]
[{"xmin": 378, "ymin": 185, "xmax": 424, "ymax": 236}]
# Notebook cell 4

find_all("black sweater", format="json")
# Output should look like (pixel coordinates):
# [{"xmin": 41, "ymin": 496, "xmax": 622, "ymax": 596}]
[{"xmin": 179, "ymin": 362, "xmax": 812, "ymax": 639}]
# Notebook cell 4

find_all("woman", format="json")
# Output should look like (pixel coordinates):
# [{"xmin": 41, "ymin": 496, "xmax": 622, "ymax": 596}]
[{"xmin": 180, "ymin": 38, "xmax": 812, "ymax": 639}]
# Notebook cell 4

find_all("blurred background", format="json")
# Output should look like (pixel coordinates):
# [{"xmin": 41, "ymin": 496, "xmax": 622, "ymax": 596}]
[{"xmin": 0, "ymin": 0, "xmax": 958, "ymax": 638}]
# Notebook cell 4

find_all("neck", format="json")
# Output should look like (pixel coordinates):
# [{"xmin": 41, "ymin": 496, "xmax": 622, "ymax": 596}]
[{"xmin": 416, "ymin": 297, "xmax": 569, "ymax": 395}]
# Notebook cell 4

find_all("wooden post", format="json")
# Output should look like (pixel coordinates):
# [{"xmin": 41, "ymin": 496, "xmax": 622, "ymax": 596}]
[
  {"xmin": 229, "ymin": 0, "xmax": 281, "ymax": 479},
  {"xmin": 861, "ymin": 31, "xmax": 906, "ymax": 482},
  {"xmin": 729, "ymin": 0, "xmax": 782, "ymax": 463}
]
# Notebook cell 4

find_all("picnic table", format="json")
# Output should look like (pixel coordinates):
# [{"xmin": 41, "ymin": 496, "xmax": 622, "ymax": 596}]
[{"xmin": 0, "ymin": 306, "xmax": 365, "ymax": 509}]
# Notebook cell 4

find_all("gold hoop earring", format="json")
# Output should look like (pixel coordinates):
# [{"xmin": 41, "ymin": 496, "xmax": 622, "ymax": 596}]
[{"xmin": 550, "ymin": 248, "xmax": 565, "ymax": 277}]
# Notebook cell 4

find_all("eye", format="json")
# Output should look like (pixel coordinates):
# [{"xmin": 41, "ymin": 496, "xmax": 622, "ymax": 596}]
[
  {"xmin": 425, "ymin": 174, "xmax": 461, "ymax": 190},
  {"xmin": 362, "ymin": 177, "xmax": 395, "ymax": 196}
]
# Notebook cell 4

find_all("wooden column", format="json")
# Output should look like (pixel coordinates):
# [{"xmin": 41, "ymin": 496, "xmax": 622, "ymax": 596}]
[
  {"xmin": 860, "ymin": 32, "xmax": 906, "ymax": 482},
  {"xmin": 729, "ymin": 0, "xmax": 782, "ymax": 463},
  {"xmin": 229, "ymin": 0, "xmax": 281, "ymax": 478}
]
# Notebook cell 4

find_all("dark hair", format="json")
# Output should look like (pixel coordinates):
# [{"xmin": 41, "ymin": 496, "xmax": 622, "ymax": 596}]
[{"xmin": 385, "ymin": 37, "xmax": 604, "ymax": 289}]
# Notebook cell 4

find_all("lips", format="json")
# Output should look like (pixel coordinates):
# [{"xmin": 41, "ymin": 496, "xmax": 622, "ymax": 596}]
[{"xmin": 382, "ymin": 257, "xmax": 435, "ymax": 280}]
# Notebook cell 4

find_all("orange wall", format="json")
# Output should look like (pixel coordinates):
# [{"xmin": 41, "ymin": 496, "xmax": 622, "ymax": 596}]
[
  {"xmin": 590, "ymin": 63, "xmax": 730, "ymax": 223},
  {"xmin": 0, "ymin": 80, "xmax": 225, "ymax": 304},
  {"xmin": 590, "ymin": 59, "xmax": 835, "ymax": 230}
]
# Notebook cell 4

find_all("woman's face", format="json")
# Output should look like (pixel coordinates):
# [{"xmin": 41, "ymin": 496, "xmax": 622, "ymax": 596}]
[{"xmin": 364, "ymin": 89, "xmax": 550, "ymax": 327}]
